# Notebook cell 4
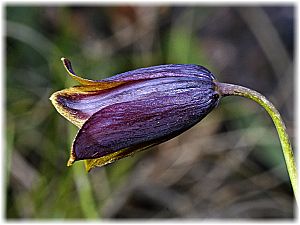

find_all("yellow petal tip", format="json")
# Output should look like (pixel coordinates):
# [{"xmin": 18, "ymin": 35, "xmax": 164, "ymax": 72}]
[
  {"xmin": 67, "ymin": 156, "xmax": 75, "ymax": 167},
  {"xmin": 67, "ymin": 150, "xmax": 76, "ymax": 167}
]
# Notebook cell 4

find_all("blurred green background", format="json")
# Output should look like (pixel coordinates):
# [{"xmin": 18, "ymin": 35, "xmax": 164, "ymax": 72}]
[{"xmin": 6, "ymin": 5, "xmax": 295, "ymax": 219}]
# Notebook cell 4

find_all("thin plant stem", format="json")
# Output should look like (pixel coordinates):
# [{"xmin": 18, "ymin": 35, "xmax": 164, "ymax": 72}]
[{"xmin": 216, "ymin": 82, "xmax": 298, "ymax": 203}]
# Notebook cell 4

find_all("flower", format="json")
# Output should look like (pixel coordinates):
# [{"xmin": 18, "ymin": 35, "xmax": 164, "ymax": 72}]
[{"xmin": 50, "ymin": 58, "xmax": 220, "ymax": 171}]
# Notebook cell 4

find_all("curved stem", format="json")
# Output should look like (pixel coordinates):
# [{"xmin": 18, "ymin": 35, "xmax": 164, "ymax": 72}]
[{"xmin": 216, "ymin": 82, "xmax": 298, "ymax": 203}]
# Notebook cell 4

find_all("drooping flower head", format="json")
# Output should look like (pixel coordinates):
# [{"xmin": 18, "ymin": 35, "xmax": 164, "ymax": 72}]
[{"xmin": 50, "ymin": 58, "xmax": 221, "ymax": 171}]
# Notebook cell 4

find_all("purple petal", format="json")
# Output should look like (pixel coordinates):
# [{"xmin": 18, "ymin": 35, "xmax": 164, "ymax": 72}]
[
  {"xmin": 55, "ymin": 64, "xmax": 215, "ymax": 126},
  {"xmin": 102, "ymin": 64, "xmax": 216, "ymax": 82},
  {"xmin": 71, "ymin": 77, "xmax": 219, "ymax": 162}
]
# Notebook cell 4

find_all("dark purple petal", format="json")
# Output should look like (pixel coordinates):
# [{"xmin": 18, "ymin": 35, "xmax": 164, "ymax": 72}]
[
  {"xmin": 56, "ymin": 77, "xmax": 212, "ymax": 125},
  {"xmin": 102, "ymin": 64, "xmax": 215, "ymax": 82},
  {"xmin": 52, "ymin": 61, "xmax": 216, "ymax": 128},
  {"xmin": 72, "ymin": 78, "xmax": 219, "ymax": 161}
]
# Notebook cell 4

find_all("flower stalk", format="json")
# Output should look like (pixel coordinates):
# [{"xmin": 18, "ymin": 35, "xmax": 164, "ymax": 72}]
[{"xmin": 216, "ymin": 82, "xmax": 298, "ymax": 203}]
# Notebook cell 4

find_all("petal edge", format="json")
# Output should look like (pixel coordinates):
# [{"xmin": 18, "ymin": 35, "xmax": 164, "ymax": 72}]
[{"xmin": 61, "ymin": 57, "xmax": 100, "ymax": 85}]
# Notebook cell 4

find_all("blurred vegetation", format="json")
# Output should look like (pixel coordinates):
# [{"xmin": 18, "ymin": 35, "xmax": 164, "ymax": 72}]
[{"xmin": 6, "ymin": 5, "xmax": 294, "ymax": 219}]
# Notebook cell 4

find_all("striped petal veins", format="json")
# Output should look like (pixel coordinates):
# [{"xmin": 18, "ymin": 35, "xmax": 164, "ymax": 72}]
[
  {"xmin": 73, "ymin": 78, "xmax": 220, "ymax": 161},
  {"xmin": 50, "ymin": 60, "xmax": 220, "ymax": 170}
]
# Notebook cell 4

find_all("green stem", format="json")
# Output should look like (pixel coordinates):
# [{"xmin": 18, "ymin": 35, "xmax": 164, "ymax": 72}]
[{"xmin": 216, "ymin": 82, "xmax": 298, "ymax": 203}]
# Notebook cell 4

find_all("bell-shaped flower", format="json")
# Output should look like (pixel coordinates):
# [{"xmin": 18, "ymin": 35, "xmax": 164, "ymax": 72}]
[{"xmin": 50, "ymin": 58, "xmax": 220, "ymax": 171}]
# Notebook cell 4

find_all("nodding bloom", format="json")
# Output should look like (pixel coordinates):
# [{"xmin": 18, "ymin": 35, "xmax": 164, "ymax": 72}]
[{"xmin": 50, "ymin": 58, "xmax": 221, "ymax": 171}]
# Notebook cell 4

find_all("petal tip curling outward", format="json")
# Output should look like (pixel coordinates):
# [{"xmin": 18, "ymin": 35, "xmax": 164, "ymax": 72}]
[
  {"xmin": 50, "ymin": 58, "xmax": 129, "ymax": 128},
  {"xmin": 61, "ymin": 57, "xmax": 100, "ymax": 86}
]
